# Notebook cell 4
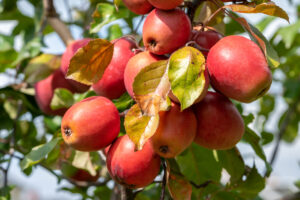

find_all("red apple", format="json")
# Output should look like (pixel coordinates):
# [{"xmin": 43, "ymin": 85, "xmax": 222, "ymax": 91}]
[
  {"xmin": 143, "ymin": 8, "xmax": 192, "ymax": 55},
  {"xmin": 34, "ymin": 69, "xmax": 75, "ymax": 116},
  {"xmin": 124, "ymin": 51, "xmax": 166, "ymax": 98},
  {"xmin": 207, "ymin": 35, "xmax": 272, "ymax": 103},
  {"xmin": 107, "ymin": 135, "xmax": 161, "ymax": 189},
  {"xmin": 122, "ymin": 0, "xmax": 153, "ymax": 14},
  {"xmin": 92, "ymin": 38, "xmax": 138, "ymax": 99},
  {"xmin": 193, "ymin": 91, "xmax": 244, "ymax": 150},
  {"xmin": 150, "ymin": 103, "xmax": 197, "ymax": 158},
  {"xmin": 148, "ymin": 0, "xmax": 184, "ymax": 10},
  {"xmin": 61, "ymin": 96, "xmax": 120, "ymax": 151},
  {"xmin": 60, "ymin": 39, "xmax": 91, "ymax": 93}
]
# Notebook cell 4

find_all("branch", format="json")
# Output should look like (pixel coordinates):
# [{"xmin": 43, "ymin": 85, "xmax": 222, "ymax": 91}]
[
  {"xmin": 270, "ymin": 93, "xmax": 300, "ymax": 166},
  {"xmin": 42, "ymin": 0, "xmax": 74, "ymax": 46},
  {"xmin": 160, "ymin": 161, "xmax": 167, "ymax": 200},
  {"xmin": 190, "ymin": 180, "xmax": 212, "ymax": 189}
]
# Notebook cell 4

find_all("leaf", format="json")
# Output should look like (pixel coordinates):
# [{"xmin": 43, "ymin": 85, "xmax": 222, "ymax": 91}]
[
  {"xmin": 217, "ymin": 148, "xmax": 245, "ymax": 183},
  {"xmin": 194, "ymin": 1, "xmax": 224, "ymax": 26},
  {"xmin": 225, "ymin": 2, "xmax": 289, "ymax": 22},
  {"xmin": 20, "ymin": 137, "xmax": 61, "ymax": 170},
  {"xmin": 294, "ymin": 180, "xmax": 300, "ymax": 189},
  {"xmin": 243, "ymin": 127, "xmax": 272, "ymax": 176},
  {"xmin": 133, "ymin": 60, "xmax": 170, "ymax": 116},
  {"xmin": 50, "ymin": 88, "xmax": 74, "ymax": 110},
  {"xmin": 124, "ymin": 104, "xmax": 159, "ymax": 150},
  {"xmin": 277, "ymin": 20, "xmax": 300, "ymax": 49},
  {"xmin": 168, "ymin": 47, "xmax": 206, "ymax": 110},
  {"xmin": 112, "ymin": 93, "xmax": 134, "ymax": 112},
  {"xmin": 0, "ymin": 34, "xmax": 14, "ymax": 51},
  {"xmin": 235, "ymin": 165, "xmax": 265, "ymax": 198},
  {"xmin": 113, "ymin": 0, "xmax": 121, "ymax": 11},
  {"xmin": 108, "ymin": 24, "xmax": 123, "ymax": 41},
  {"xmin": 176, "ymin": 143, "xmax": 222, "ymax": 184},
  {"xmin": 90, "ymin": 3, "xmax": 130, "ymax": 34},
  {"xmin": 166, "ymin": 159, "xmax": 192, "ymax": 200},
  {"xmin": 67, "ymin": 39, "xmax": 114, "ymax": 85},
  {"xmin": 0, "ymin": 49, "xmax": 18, "ymax": 72},
  {"xmin": 72, "ymin": 151, "xmax": 97, "ymax": 176},
  {"xmin": 24, "ymin": 54, "xmax": 61, "ymax": 84}
]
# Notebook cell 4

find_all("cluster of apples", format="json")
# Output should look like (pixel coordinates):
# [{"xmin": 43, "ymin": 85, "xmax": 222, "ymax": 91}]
[{"xmin": 34, "ymin": 0, "xmax": 272, "ymax": 189}]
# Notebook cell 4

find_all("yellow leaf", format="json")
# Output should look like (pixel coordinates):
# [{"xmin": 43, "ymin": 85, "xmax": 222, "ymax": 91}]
[
  {"xmin": 124, "ymin": 104, "xmax": 159, "ymax": 150},
  {"xmin": 67, "ymin": 39, "xmax": 114, "ymax": 85},
  {"xmin": 133, "ymin": 60, "xmax": 171, "ymax": 116},
  {"xmin": 225, "ymin": 2, "xmax": 289, "ymax": 22}
]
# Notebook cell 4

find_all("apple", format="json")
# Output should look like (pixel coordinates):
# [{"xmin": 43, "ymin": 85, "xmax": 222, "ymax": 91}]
[
  {"xmin": 60, "ymin": 39, "xmax": 91, "ymax": 93},
  {"xmin": 124, "ymin": 51, "xmax": 166, "ymax": 98},
  {"xmin": 34, "ymin": 69, "xmax": 75, "ymax": 116},
  {"xmin": 147, "ymin": 0, "xmax": 184, "ymax": 10},
  {"xmin": 61, "ymin": 96, "xmax": 120, "ymax": 151},
  {"xmin": 106, "ymin": 135, "xmax": 161, "ymax": 189},
  {"xmin": 61, "ymin": 163, "xmax": 99, "ymax": 182},
  {"xmin": 92, "ymin": 38, "xmax": 138, "ymax": 99},
  {"xmin": 150, "ymin": 103, "xmax": 197, "ymax": 158},
  {"xmin": 193, "ymin": 91, "xmax": 244, "ymax": 150},
  {"xmin": 122, "ymin": 0, "xmax": 153, "ymax": 15},
  {"xmin": 207, "ymin": 35, "xmax": 272, "ymax": 103},
  {"xmin": 143, "ymin": 8, "xmax": 191, "ymax": 55}
]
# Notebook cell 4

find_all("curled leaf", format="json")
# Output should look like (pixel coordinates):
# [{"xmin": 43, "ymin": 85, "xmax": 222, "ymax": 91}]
[
  {"xmin": 133, "ymin": 60, "xmax": 171, "ymax": 116},
  {"xmin": 67, "ymin": 39, "xmax": 114, "ymax": 85},
  {"xmin": 225, "ymin": 2, "xmax": 289, "ymax": 22},
  {"xmin": 124, "ymin": 104, "xmax": 159, "ymax": 150}
]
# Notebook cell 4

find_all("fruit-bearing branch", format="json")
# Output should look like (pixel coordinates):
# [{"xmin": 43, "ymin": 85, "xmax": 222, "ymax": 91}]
[{"xmin": 42, "ymin": 0, "xmax": 74, "ymax": 46}]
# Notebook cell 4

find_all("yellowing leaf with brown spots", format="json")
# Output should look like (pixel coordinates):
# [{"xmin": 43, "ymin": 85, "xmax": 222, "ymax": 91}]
[
  {"xmin": 133, "ymin": 60, "xmax": 171, "ymax": 116},
  {"xmin": 67, "ymin": 39, "xmax": 113, "ymax": 85},
  {"xmin": 225, "ymin": 2, "xmax": 289, "ymax": 22},
  {"xmin": 124, "ymin": 104, "xmax": 159, "ymax": 150}
]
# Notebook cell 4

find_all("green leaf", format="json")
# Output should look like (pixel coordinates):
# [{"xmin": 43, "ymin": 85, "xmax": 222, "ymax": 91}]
[
  {"xmin": 0, "ymin": 185, "xmax": 14, "ymax": 200},
  {"xmin": 71, "ymin": 151, "xmax": 97, "ymax": 176},
  {"xmin": 261, "ymin": 131, "xmax": 274, "ymax": 145},
  {"xmin": 0, "ymin": 49, "xmax": 18, "ymax": 72},
  {"xmin": 20, "ymin": 137, "xmax": 62, "ymax": 170},
  {"xmin": 90, "ymin": 3, "xmax": 130, "ymax": 34},
  {"xmin": 243, "ymin": 127, "xmax": 272, "ymax": 176},
  {"xmin": 0, "ymin": 34, "xmax": 14, "ymax": 51},
  {"xmin": 133, "ymin": 60, "xmax": 170, "ymax": 116},
  {"xmin": 108, "ymin": 24, "xmax": 123, "ymax": 41},
  {"xmin": 74, "ymin": 90, "xmax": 97, "ymax": 103},
  {"xmin": 112, "ymin": 93, "xmax": 134, "ymax": 112},
  {"xmin": 94, "ymin": 186, "xmax": 112, "ymax": 200},
  {"xmin": 176, "ymin": 143, "xmax": 222, "ymax": 184},
  {"xmin": 248, "ymin": 24, "xmax": 280, "ymax": 68},
  {"xmin": 235, "ymin": 165, "xmax": 265, "ymax": 198},
  {"xmin": 256, "ymin": 16, "xmax": 276, "ymax": 32},
  {"xmin": 277, "ymin": 20, "xmax": 300, "ymax": 49},
  {"xmin": 168, "ymin": 46, "xmax": 206, "ymax": 110},
  {"xmin": 294, "ymin": 180, "xmax": 300, "ymax": 189},
  {"xmin": 50, "ymin": 88, "xmax": 75, "ymax": 110},
  {"xmin": 217, "ymin": 148, "xmax": 245, "ymax": 183},
  {"xmin": 113, "ymin": 0, "xmax": 121, "ymax": 10}
]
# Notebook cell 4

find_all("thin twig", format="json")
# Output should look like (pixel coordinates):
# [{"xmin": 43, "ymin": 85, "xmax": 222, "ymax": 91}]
[
  {"xmin": 160, "ymin": 161, "xmax": 167, "ymax": 200},
  {"xmin": 190, "ymin": 180, "xmax": 212, "ymax": 189},
  {"xmin": 133, "ymin": 15, "xmax": 145, "ymax": 34},
  {"xmin": 42, "ymin": 0, "xmax": 74, "ymax": 46}
]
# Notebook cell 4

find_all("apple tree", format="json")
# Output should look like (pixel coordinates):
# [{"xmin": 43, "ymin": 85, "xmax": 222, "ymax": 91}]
[{"xmin": 0, "ymin": 0, "xmax": 299, "ymax": 199}]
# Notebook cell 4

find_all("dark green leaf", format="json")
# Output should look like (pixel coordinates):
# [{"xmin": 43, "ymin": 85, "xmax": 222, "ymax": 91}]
[{"xmin": 112, "ymin": 93, "xmax": 134, "ymax": 112}]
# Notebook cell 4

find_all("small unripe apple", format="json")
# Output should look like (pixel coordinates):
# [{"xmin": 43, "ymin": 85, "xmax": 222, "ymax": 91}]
[
  {"xmin": 207, "ymin": 35, "xmax": 272, "ymax": 103},
  {"xmin": 193, "ymin": 91, "xmax": 244, "ymax": 150},
  {"xmin": 143, "ymin": 8, "xmax": 191, "ymax": 55},
  {"xmin": 150, "ymin": 103, "xmax": 197, "ymax": 158},
  {"xmin": 124, "ymin": 51, "xmax": 166, "ymax": 98},
  {"xmin": 61, "ymin": 96, "xmax": 120, "ymax": 151},
  {"xmin": 148, "ymin": 0, "xmax": 184, "ymax": 10},
  {"xmin": 192, "ymin": 30, "xmax": 223, "ymax": 57},
  {"xmin": 60, "ymin": 39, "xmax": 91, "ymax": 93},
  {"xmin": 107, "ymin": 135, "xmax": 161, "ymax": 189},
  {"xmin": 122, "ymin": 0, "xmax": 153, "ymax": 14},
  {"xmin": 92, "ymin": 38, "xmax": 138, "ymax": 99},
  {"xmin": 35, "ymin": 69, "xmax": 75, "ymax": 116},
  {"xmin": 61, "ymin": 163, "xmax": 99, "ymax": 182}
]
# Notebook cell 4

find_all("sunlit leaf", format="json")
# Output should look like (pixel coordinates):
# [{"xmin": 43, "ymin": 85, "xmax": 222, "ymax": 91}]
[
  {"xmin": 124, "ymin": 104, "xmax": 159, "ymax": 150},
  {"xmin": 167, "ymin": 159, "xmax": 192, "ymax": 200},
  {"xmin": 24, "ymin": 54, "xmax": 61, "ymax": 84},
  {"xmin": 72, "ymin": 151, "xmax": 97, "ymax": 176},
  {"xmin": 67, "ymin": 39, "xmax": 114, "ymax": 85},
  {"xmin": 20, "ymin": 137, "xmax": 62, "ymax": 170},
  {"xmin": 225, "ymin": 2, "xmax": 289, "ymax": 22},
  {"xmin": 133, "ymin": 60, "xmax": 171, "ymax": 116},
  {"xmin": 108, "ymin": 24, "xmax": 123, "ymax": 41},
  {"xmin": 277, "ymin": 20, "xmax": 300, "ymax": 49},
  {"xmin": 112, "ymin": 93, "xmax": 134, "ymax": 112},
  {"xmin": 50, "ymin": 88, "xmax": 74, "ymax": 110},
  {"xmin": 194, "ymin": 0, "xmax": 224, "ymax": 27},
  {"xmin": 168, "ymin": 47, "xmax": 206, "ymax": 110},
  {"xmin": 113, "ymin": 0, "xmax": 121, "ymax": 11}
]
